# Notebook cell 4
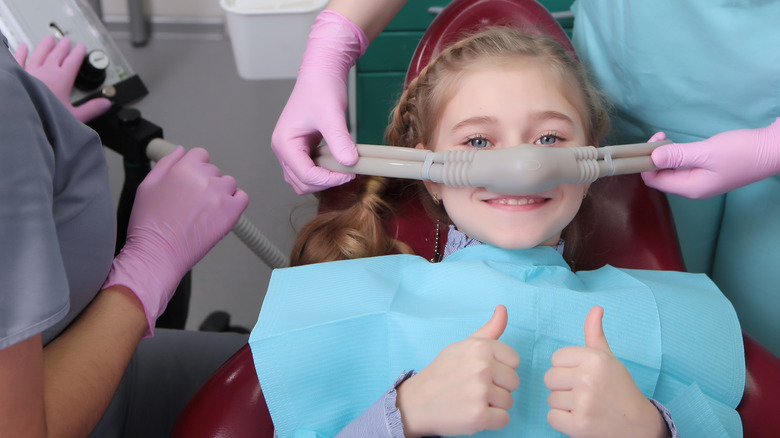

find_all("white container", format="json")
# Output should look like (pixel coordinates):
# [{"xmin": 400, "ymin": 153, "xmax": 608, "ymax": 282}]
[{"xmin": 220, "ymin": 0, "xmax": 327, "ymax": 80}]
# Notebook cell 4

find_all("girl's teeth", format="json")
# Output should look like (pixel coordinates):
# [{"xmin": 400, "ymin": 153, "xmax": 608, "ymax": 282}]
[{"xmin": 496, "ymin": 198, "xmax": 538, "ymax": 205}]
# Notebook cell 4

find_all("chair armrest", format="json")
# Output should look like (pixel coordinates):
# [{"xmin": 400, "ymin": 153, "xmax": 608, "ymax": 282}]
[
  {"xmin": 738, "ymin": 332, "xmax": 780, "ymax": 437},
  {"xmin": 172, "ymin": 344, "xmax": 274, "ymax": 438}
]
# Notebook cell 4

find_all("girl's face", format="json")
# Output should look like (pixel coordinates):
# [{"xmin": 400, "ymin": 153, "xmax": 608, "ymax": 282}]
[{"xmin": 422, "ymin": 61, "xmax": 590, "ymax": 250}]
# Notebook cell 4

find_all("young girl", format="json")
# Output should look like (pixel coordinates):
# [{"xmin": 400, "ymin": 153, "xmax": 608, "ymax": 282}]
[{"xmin": 250, "ymin": 28, "xmax": 744, "ymax": 437}]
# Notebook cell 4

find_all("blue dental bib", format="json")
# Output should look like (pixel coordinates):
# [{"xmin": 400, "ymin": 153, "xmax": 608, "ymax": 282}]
[{"xmin": 250, "ymin": 245, "xmax": 744, "ymax": 437}]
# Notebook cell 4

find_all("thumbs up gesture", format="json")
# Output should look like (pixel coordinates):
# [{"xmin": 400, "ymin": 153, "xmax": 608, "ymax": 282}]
[
  {"xmin": 395, "ymin": 305, "xmax": 521, "ymax": 437},
  {"xmin": 544, "ymin": 306, "xmax": 667, "ymax": 437}
]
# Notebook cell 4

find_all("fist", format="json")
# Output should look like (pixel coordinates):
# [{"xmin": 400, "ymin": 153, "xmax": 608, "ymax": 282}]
[
  {"xmin": 396, "ymin": 305, "xmax": 521, "ymax": 437},
  {"xmin": 544, "ymin": 306, "xmax": 666, "ymax": 438}
]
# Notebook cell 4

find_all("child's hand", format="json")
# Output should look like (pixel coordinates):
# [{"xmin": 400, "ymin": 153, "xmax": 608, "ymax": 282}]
[
  {"xmin": 544, "ymin": 306, "xmax": 667, "ymax": 438},
  {"xmin": 395, "ymin": 305, "xmax": 520, "ymax": 438}
]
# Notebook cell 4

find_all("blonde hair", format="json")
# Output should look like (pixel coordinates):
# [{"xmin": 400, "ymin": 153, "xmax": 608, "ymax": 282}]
[
  {"xmin": 291, "ymin": 176, "xmax": 414, "ymax": 266},
  {"xmin": 291, "ymin": 27, "xmax": 610, "ymax": 266}
]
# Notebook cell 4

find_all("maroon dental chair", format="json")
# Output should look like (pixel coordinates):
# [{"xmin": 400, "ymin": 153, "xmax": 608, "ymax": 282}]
[{"xmin": 172, "ymin": 1, "xmax": 780, "ymax": 437}]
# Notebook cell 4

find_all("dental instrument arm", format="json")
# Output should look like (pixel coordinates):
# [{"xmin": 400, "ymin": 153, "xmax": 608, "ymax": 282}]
[
  {"xmin": 315, "ymin": 141, "xmax": 671, "ymax": 194},
  {"xmin": 146, "ymin": 139, "xmax": 290, "ymax": 269}
]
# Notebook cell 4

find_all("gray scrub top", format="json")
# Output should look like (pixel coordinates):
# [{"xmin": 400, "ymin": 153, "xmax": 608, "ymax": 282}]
[{"xmin": 0, "ymin": 42, "xmax": 115, "ymax": 349}]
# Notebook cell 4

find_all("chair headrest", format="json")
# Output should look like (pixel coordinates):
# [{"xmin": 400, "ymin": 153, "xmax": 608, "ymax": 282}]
[{"xmin": 406, "ymin": 0, "xmax": 576, "ymax": 86}]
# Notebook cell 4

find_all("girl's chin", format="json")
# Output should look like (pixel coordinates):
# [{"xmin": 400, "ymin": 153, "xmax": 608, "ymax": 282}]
[
  {"xmin": 479, "ymin": 233, "xmax": 561, "ymax": 250},
  {"xmin": 481, "ymin": 238, "xmax": 547, "ymax": 250}
]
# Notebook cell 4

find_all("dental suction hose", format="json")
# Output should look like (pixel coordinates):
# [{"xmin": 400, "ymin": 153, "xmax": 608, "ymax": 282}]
[
  {"xmin": 146, "ymin": 138, "xmax": 290, "ymax": 269},
  {"xmin": 316, "ymin": 141, "xmax": 671, "ymax": 194}
]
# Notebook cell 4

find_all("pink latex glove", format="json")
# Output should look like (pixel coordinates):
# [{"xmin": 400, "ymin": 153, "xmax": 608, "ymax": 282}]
[
  {"xmin": 642, "ymin": 117, "xmax": 780, "ymax": 199},
  {"xmin": 103, "ymin": 146, "xmax": 249, "ymax": 337},
  {"xmin": 270, "ymin": 10, "xmax": 369, "ymax": 194},
  {"xmin": 14, "ymin": 35, "xmax": 112, "ymax": 123}
]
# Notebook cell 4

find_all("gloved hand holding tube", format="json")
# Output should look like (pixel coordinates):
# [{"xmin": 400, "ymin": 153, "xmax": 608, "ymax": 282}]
[
  {"xmin": 14, "ymin": 35, "xmax": 112, "ymax": 123},
  {"xmin": 270, "ymin": 10, "xmax": 369, "ymax": 194},
  {"xmin": 103, "ymin": 145, "xmax": 249, "ymax": 337},
  {"xmin": 642, "ymin": 117, "xmax": 780, "ymax": 199}
]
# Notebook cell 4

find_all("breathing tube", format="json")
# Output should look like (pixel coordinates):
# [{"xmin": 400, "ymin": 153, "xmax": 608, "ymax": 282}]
[
  {"xmin": 145, "ymin": 139, "xmax": 670, "ymax": 268},
  {"xmin": 315, "ymin": 141, "xmax": 670, "ymax": 194}
]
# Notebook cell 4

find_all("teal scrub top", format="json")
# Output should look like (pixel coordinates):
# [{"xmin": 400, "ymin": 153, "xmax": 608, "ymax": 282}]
[{"xmin": 571, "ymin": 0, "xmax": 780, "ymax": 355}]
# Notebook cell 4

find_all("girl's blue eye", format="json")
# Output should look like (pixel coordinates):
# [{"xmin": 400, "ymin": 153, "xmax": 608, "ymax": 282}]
[
  {"xmin": 467, "ymin": 136, "xmax": 491, "ymax": 148},
  {"xmin": 536, "ymin": 135, "xmax": 560, "ymax": 146},
  {"xmin": 534, "ymin": 132, "xmax": 564, "ymax": 146}
]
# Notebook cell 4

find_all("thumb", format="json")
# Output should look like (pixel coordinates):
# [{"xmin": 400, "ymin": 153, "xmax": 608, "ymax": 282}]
[
  {"xmin": 72, "ymin": 98, "xmax": 113, "ymax": 123},
  {"xmin": 320, "ymin": 118, "xmax": 359, "ymax": 166},
  {"xmin": 471, "ymin": 305, "xmax": 508, "ymax": 340},
  {"xmin": 650, "ymin": 143, "xmax": 687, "ymax": 169},
  {"xmin": 584, "ymin": 306, "xmax": 611, "ymax": 352},
  {"xmin": 13, "ymin": 43, "xmax": 29, "ymax": 67},
  {"xmin": 651, "ymin": 140, "xmax": 715, "ymax": 170},
  {"xmin": 145, "ymin": 145, "xmax": 186, "ymax": 183}
]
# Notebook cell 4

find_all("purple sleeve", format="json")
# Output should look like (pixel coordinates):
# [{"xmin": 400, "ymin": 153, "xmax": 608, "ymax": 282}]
[
  {"xmin": 336, "ymin": 371, "xmax": 415, "ymax": 438},
  {"xmin": 649, "ymin": 398, "xmax": 679, "ymax": 437}
]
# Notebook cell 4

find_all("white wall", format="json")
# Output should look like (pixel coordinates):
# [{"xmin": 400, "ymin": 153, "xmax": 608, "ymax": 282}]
[{"xmin": 101, "ymin": 0, "xmax": 224, "ymax": 18}]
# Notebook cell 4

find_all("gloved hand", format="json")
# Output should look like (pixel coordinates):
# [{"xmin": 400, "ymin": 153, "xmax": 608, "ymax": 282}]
[
  {"xmin": 14, "ymin": 35, "xmax": 112, "ymax": 123},
  {"xmin": 103, "ymin": 146, "xmax": 249, "ymax": 336},
  {"xmin": 270, "ymin": 10, "xmax": 369, "ymax": 194},
  {"xmin": 641, "ymin": 117, "xmax": 780, "ymax": 199}
]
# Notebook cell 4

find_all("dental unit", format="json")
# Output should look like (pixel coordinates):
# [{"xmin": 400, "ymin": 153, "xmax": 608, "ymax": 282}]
[{"xmin": 315, "ymin": 141, "xmax": 671, "ymax": 195}]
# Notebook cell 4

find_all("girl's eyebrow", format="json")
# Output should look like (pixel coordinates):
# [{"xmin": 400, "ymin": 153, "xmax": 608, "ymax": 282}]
[
  {"xmin": 452, "ymin": 111, "xmax": 575, "ymax": 131},
  {"xmin": 451, "ymin": 116, "xmax": 496, "ymax": 131},
  {"xmin": 530, "ymin": 110, "xmax": 575, "ymax": 125}
]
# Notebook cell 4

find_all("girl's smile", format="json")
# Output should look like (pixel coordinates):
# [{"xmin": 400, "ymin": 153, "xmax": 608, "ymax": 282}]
[{"xmin": 481, "ymin": 194, "xmax": 549, "ymax": 208}]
